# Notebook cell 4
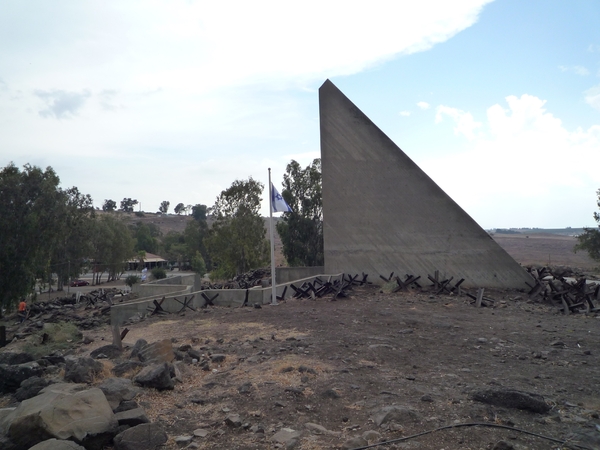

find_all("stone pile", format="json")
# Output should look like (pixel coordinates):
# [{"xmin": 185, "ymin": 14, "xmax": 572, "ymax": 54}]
[{"xmin": 0, "ymin": 336, "xmax": 223, "ymax": 450}]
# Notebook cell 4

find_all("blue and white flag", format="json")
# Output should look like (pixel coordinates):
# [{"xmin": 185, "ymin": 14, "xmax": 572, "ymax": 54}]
[{"xmin": 271, "ymin": 183, "xmax": 292, "ymax": 213}]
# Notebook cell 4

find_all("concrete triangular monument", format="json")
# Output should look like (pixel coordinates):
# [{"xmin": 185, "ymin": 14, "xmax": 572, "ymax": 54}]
[{"xmin": 319, "ymin": 80, "xmax": 532, "ymax": 288}]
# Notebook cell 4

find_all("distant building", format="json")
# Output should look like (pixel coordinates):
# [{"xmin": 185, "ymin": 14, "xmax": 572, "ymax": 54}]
[{"xmin": 127, "ymin": 253, "xmax": 168, "ymax": 271}]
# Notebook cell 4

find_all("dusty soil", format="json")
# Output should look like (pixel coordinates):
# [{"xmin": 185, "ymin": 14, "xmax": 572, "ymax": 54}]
[
  {"xmin": 492, "ymin": 233, "xmax": 598, "ymax": 272},
  {"xmin": 24, "ymin": 283, "xmax": 596, "ymax": 450}
]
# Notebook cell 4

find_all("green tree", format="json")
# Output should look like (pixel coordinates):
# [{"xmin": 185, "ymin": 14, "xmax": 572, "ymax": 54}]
[
  {"xmin": 90, "ymin": 214, "xmax": 135, "ymax": 284},
  {"xmin": 0, "ymin": 164, "xmax": 68, "ymax": 314},
  {"xmin": 174, "ymin": 202, "xmax": 185, "ymax": 215},
  {"xmin": 191, "ymin": 251, "xmax": 207, "ymax": 275},
  {"xmin": 191, "ymin": 204, "xmax": 208, "ymax": 221},
  {"xmin": 49, "ymin": 187, "xmax": 95, "ymax": 291},
  {"xmin": 159, "ymin": 200, "xmax": 170, "ymax": 214},
  {"xmin": 102, "ymin": 199, "xmax": 117, "ymax": 212},
  {"xmin": 184, "ymin": 217, "xmax": 210, "ymax": 270},
  {"xmin": 120, "ymin": 198, "xmax": 138, "ymax": 212},
  {"xmin": 130, "ymin": 222, "xmax": 161, "ymax": 253},
  {"xmin": 575, "ymin": 189, "xmax": 600, "ymax": 261},
  {"xmin": 205, "ymin": 178, "xmax": 269, "ymax": 279},
  {"xmin": 276, "ymin": 159, "xmax": 324, "ymax": 266}
]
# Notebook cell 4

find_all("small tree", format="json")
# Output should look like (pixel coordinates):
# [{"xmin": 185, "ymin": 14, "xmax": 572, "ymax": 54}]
[
  {"xmin": 276, "ymin": 159, "xmax": 324, "ymax": 266},
  {"xmin": 575, "ymin": 189, "xmax": 600, "ymax": 261},
  {"xmin": 174, "ymin": 203, "xmax": 185, "ymax": 215},
  {"xmin": 125, "ymin": 275, "xmax": 140, "ymax": 288},
  {"xmin": 205, "ymin": 178, "xmax": 268, "ymax": 279},
  {"xmin": 102, "ymin": 199, "xmax": 117, "ymax": 212},
  {"xmin": 120, "ymin": 198, "xmax": 138, "ymax": 213},
  {"xmin": 191, "ymin": 251, "xmax": 207, "ymax": 275},
  {"xmin": 191, "ymin": 204, "xmax": 208, "ymax": 221},
  {"xmin": 159, "ymin": 201, "xmax": 170, "ymax": 214}
]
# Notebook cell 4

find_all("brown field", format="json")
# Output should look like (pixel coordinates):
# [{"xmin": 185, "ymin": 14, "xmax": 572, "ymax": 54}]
[{"xmin": 492, "ymin": 233, "xmax": 598, "ymax": 271}]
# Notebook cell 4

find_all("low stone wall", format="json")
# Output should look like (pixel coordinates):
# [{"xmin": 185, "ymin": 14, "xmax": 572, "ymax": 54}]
[
  {"xmin": 111, "ymin": 273, "xmax": 343, "ymax": 326},
  {"xmin": 276, "ymin": 266, "xmax": 325, "ymax": 284}
]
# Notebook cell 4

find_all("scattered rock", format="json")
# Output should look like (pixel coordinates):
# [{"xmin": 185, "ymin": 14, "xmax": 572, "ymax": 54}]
[
  {"xmin": 271, "ymin": 428, "xmax": 301, "ymax": 448},
  {"xmin": 113, "ymin": 423, "xmax": 168, "ymax": 450},
  {"xmin": 91, "ymin": 344, "xmax": 123, "ymax": 360},
  {"xmin": 321, "ymin": 389, "xmax": 340, "ymax": 399},
  {"xmin": 238, "ymin": 382, "xmax": 252, "ymax": 394},
  {"xmin": 114, "ymin": 400, "xmax": 139, "ymax": 413},
  {"xmin": 64, "ymin": 357, "xmax": 103, "ymax": 384},
  {"xmin": 225, "ymin": 414, "xmax": 242, "ymax": 428},
  {"xmin": 0, "ymin": 362, "xmax": 44, "ymax": 394},
  {"xmin": 0, "ymin": 352, "xmax": 35, "ymax": 366},
  {"xmin": 82, "ymin": 336, "xmax": 94, "ymax": 345},
  {"xmin": 133, "ymin": 363, "xmax": 174, "ymax": 391},
  {"xmin": 362, "ymin": 430, "xmax": 381, "ymax": 442},
  {"xmin": 98, "ymin": 377, "xmax": 140, "ymax": 410},
  {"xmin": 210, "ymin": 354, "xmax": 226, "ymax": 363},
  {"xmin": 193, "ymin": 428, "xmax": 209, "ymax": 437},
  {"xmin": 129, "ymin": 339, "xmax": 148, "ymax": 360},
  {"xmin": 13, "ymin": 376, "xmax": 52, "ymax": 402},
  {"xmin": 174, "ymin": 435, "xmax": 193, "ymax": 445},
  {"xmin": 112, "ymin": 361, "xmax": 144, "ymax": 377},
  {"xmin": 471, "ymin": 389, "xmax": 550, "ymax": 414},
  {"xmin": 371, "ymin": 405, "xmax": 420, "ymax": 427},
  {"xmin": 492, "ymin": 441, "xmax": 515, "ymax": 450},
  {"xmin": 137, "ymin": 340, "xmax": 175, "ymax": 364},
  {"xmin": 420, "ymin": 394, "xmax": 433, "ymax": 403},
  {"xmin": 341, "ymin": 436, "xmax": 368, "ymax": 449},
  {"xmin": 114, "ymin": 408, "xmax": 149, "ymax": 427},
  {"xmin": 29, "ymin": 439, "xmax": 86, "ymax": 449},
  {"xmin": 8, "ymin": 386, "xmax": 118, "ymax": 449}
]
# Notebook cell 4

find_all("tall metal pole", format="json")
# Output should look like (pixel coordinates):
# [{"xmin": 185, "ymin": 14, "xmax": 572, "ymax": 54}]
[{"xmin": 268, "ymin": 168, "xmax": 278, "ymax": 305}]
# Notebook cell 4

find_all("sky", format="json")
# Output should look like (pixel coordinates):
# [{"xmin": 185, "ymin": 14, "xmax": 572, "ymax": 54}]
[{"xmin": 1, "ymin": 0, "xmax": 599, "ymax": 229}]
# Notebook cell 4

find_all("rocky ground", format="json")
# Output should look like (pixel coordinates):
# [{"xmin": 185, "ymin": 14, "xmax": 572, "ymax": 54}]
[{"xmin": 2, "ymin": 279, "xmax": 600, "ymax": 450}]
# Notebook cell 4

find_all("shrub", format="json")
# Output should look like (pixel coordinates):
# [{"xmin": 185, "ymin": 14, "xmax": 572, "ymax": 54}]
[
  {"xmin": 23, "ymin": 321, "xmax": 82, "ymax": 358},
  {"xmin": 125, "ymin": 275, "xmax": 141, "ymax": 287},
  {"xmin": 191, "ymin": 251, "xmax": 207, "ymax": 275},
  {"xmin": 152, "ymin": 267, "xmax": 167, "ymax": 280}
]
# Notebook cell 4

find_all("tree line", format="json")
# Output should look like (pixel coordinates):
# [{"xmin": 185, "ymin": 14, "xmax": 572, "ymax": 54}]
[{"xmin": 0, "ymin": 159, "xmax": 324, "ymax": 315}]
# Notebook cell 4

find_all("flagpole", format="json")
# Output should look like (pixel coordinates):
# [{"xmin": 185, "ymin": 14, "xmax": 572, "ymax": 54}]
[{"xmin": 268, "ymin": 168, "xmax": 278, "ymax": 305}]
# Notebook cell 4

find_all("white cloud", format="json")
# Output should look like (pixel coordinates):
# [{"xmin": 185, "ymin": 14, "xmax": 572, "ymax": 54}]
[
  {"xmin": 585, "ymin": 85, "xmax": 600, "ymax": 111},
  {"xmin": 435, "ymin": 105, "xmax": 481, "ymax": 140},
  {"xmin": 417, "ymin": 101, "xmax": 430, "ymax": 110},
  {"xmin": 422, "ymin": 95, "xmax": 600, "ymax": 228},
  {"xmin": 399, "ymin": 110, "xmax": 411, "ymax": 116},
  {"xmin": 35, "ymin": 89, "xmax": 91, "ymax": 119},
  {"xmin": 559, "ymin": 65, "xmax": 590, "ymax": 76}
]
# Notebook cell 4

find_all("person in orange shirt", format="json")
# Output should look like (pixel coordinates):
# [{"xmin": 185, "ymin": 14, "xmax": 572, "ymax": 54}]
[{"xmin": 18, "ymin": 300, "xmax": 27, "ymax": 322}]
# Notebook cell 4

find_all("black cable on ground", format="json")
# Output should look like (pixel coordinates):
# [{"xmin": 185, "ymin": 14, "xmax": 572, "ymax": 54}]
[{"xmin": 350, "ymin": 422, "xmax": 595, "ymax": 450}]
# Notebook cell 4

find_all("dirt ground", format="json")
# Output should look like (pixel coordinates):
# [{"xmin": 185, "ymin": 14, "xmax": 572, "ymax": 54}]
[{"xmin": 37, "ymin": 282, "xmax": 597, "ymax": 450}]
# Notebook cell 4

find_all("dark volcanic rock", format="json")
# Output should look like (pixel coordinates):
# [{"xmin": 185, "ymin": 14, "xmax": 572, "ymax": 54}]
[
  {"xmin": 113, "ymin": 423, "xmax": 167, "ymax": 450},
  {"xmin": 98, "ymin": 378, "xmax": 140, "ymax": 410},
  {"xmin": 91, "ymin": 344, "xmax": 123, "ymax": 360},
  {"xmin": 13, "ymin": 376, "xmax": 52, "ymax": 402},
  {"xmin": 64, "ymin": 357, "xmax": 103, "ymax": 384},
  {"xmin": 471, "ymin": 388, "xmax": 550, "ymax": 413},
  {"xmin": 133, "ymin": 363, "xmax": 174, "ymax": 390},
  {"xmin": 0, "ymin": 362, "xmax": 44, "ymax": 394},
  {"xmin": 112, "ymin": 361, "xmax": 144, "ymax": 377},
  {"xmin": 0, "ymin": 352, "xmax": 35, "ymax": 366}
]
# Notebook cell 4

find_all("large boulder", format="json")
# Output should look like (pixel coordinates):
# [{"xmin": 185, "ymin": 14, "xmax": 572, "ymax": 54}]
[
  {"xmin": 98, "ymin": 378, "xmax": 140, "ymax": 410},
  {"xmin": 0, "ymin": 353, "xmax": 34, "ymax": 366},
  {"xmin": 112, "ymin": 361, "xmax": 144, "ymax": 377},
  {"xmin": 29, "ymin": 439, "xmax": 85, "ymax": 450},
  {"xmin": 13, "ymin": 376, "xmax": 53, "ymax": 402},
  {"xmin": 133, "ymin": 363, "xmax": 174, "ymax": 391},
  {"xmin": 63, "ymin": 357, "xmax": 103, "ymax": 384},
  {"xmin": 113, "ymin": 423, "xmax": 167, "ymax": 450},
  {"xmin": 0, "ymin": 362, "xmax": 44, "ymax": 394},
  {"xmin": 90, "ymin": 345, "xmax": 123, "ymax": 360},
  {"xmin": 7, "ymin": 385, "xmax": 118, "ymax": 450},
  {"xmin": 471, "ymin": 388, "xmax": 550, "ymax": 414},
  {"xmin": 137, "ymin": 340, "xmax": 174, "ymax": 364}
]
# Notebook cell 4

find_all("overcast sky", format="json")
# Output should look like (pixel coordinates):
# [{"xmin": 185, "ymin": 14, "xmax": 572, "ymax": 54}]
[{"xmin": 1, "ymin": 0, "xmax": 599, "ymax": 229}]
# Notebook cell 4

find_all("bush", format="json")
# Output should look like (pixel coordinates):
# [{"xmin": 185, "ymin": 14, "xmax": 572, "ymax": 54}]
[
  {"xmin": 152, "ymin": 267, "xmax": 167, "ymax": 279},
  {"xmin": 125, "ymin": 275, "xmax": 141, "ymax": 287},
  {"xmin": 23, "ymin": 321, "xmax": 82, "ymax": 358},
  {"xmin": 191, "ymin": 251, "xmax": 207, "ymax": 275}
]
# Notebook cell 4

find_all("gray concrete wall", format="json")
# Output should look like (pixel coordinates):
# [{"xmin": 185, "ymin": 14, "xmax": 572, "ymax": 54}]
[
  {"xmin": 276, "ymin": 267, "xmax": 325, "ymax": 284},
  {"xmin": 150, "ymin": 274, "xmax": 196, "ymax": 286},
  {"xmin": 111, "ymin": 273, "xmax": 343, "ymax": 325},
  {"xmin": 132, "ymin": 283, "xmax": 190, "ymax": 298},
  {"xmin": 319, "ymin": 80, "xmax": 533, "ymax": 289}
]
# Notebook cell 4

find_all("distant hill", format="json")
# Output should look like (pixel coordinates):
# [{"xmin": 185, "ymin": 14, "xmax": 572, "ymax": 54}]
[{"xmin": 489, "ymin": 228, "xmax": 586, "ymax": 237}]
